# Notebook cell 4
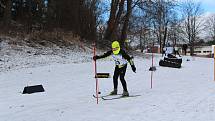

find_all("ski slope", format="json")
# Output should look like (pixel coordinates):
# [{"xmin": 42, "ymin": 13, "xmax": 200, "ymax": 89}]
[{"xmin": 0, "ymin": 54, "xmax": 215, "ymax": 121}]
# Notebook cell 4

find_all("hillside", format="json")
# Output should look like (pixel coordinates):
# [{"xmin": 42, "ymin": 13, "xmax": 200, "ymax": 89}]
[{"xmin": 0, "ymin": 36, "xmax": 93, "ymax": 72}]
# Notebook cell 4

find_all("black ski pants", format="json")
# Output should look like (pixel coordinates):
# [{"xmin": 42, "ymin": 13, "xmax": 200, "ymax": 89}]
[{"xmin": 113, "ymin": 64, "xmax": 128, "ymax": 92}]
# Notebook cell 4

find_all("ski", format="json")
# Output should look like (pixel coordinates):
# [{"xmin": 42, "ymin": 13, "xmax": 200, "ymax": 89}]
[
  {"xmin": 93, "ymin": 94, "xmax": 121, "ymax": 98},
  {"xmin": 101, "ymin": 95, "xmax": 141, "ymax": 100}
]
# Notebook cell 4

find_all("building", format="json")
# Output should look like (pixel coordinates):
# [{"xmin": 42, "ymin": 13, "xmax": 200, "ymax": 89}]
[{"xmin": 187, "ymin": 46, "xmax": 212, "ymax": 57}]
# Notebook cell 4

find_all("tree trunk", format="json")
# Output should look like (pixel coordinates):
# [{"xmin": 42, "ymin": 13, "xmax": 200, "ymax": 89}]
[
  {"xmin": 3, "ymin": 0, "xmax": 11, "ymax": 27},
  {"xmin": 162, "ymin": 25, "xmax": 168, "ymax": 52},
  {"xmin": 121, "ymin": 0, "xmax": 132, "ymax": 49},
  {"xmin": 104, "ymin": 0, "xmax": 119, "ymax": 41}
]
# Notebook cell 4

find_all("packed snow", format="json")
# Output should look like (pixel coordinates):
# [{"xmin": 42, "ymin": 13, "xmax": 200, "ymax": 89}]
[{"xmin": 0, "ymin": 39, "xmax": 215, "ymax": 121}]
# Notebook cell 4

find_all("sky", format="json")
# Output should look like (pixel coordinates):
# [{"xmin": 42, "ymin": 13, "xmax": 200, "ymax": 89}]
[
  {"xmin": 101, "ymin": 0, "xmax": 215, "ymax": 20},
  {"xmin": 182, "ymin": 0, "xmax": 215, "ymax": 14},
  {"xmin": 197, "ymin": 0, "xmax": 215, "ymax": 14}
]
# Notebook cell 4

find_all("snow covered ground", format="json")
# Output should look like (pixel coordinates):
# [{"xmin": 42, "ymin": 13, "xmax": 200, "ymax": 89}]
[
  {"xmin": 0, "ymin": 38, "xmax": 92, "ymax": 72},
  {"xmin": 0, "ymin": 39, "xmax": 215, "ymax": 121}
]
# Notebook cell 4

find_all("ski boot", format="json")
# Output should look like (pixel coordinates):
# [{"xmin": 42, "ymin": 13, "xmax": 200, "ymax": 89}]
[
  {"xmin": 109, "ymin": 89, "xmax": 117, "ymax": 95},
  {"xmin": 122, "ymin": 90, "xmax": 129, "ymax": 97}
]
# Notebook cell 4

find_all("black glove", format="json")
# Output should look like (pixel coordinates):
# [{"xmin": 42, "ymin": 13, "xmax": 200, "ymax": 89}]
[
  {"xmin": 93, "ymin": 55, "xmax": 99, "ymax": 61},
  {"xmin": 131, "ymin": 65, "xmax": 136, "ymax": 73}
]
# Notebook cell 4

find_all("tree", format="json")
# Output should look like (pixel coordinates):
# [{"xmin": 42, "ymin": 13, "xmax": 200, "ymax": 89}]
[
  {"xmin": 129, "ymin": 0, "xmax": 153, "ymax": 52},
  {"xmin": 121, "ymin": 0, "xmax": 132, "ymax": 43},
  {"xmin": 1, "ymin": 0, "xmax": 12, "ymax": 27},
  {"xmin": 104, "ymin": 0, "xmax": 132, "ymax": 48},
  {"xmin": 130, "ymin": 0, "xmax": 177, "ymax": 52},
  {"xmin": 0, "ymin": 0, "xmax": 99, "ymax": 41},
  {"xmin": 151, "ymin": 0, "xmax": 177, "ymax": 52},
  {"xmin": 167, "ymin": 13, "xmax": 183, "ymax": 47},
  {"xmin": 0, "ymin": 0, "xmax": 6, "ymax": 19},
  {"xmin": 205, "ymin": 14, "xmax": 215, "ymax": 42},
  {"xmin": 45, "ymin": 0, "xmax": 97, "ymax": 40},
  {"xmin": 104, "ymin": 0, "xmax": 125, "ymax": 41},
  {"xmin": 180, "ymin": 0, "xmax": 204, "ymax": 55}
]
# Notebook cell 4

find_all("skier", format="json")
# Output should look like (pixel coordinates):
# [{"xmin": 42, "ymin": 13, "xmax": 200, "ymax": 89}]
[{"xmin": 93, "ymin": 41, "xmax": 136, "ymax": 97}]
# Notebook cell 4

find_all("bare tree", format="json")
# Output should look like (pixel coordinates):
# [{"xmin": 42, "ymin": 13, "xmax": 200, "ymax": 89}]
[
  {"xmin": 151, "ymin": 0, "xmax": 177, "ymax": 52},
  {"xmin": 168, "ymin": 13, "xmax": 183, "ymax": 47},
  {"xmin": 180, "ymin": 0, "xmax": 204, "ymax": 55},
  {"xmin": 130, "ymin": 0, "xmax": 153, "ymax": 52},
  {"xmin": 205, "ymin": 14, "xmax": 215, "ymax": 42}
]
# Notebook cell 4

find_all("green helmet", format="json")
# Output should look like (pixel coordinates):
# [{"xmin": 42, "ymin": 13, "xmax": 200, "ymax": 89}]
[{"xmin": 112, "ymin": 41, "xmax": 120, "ymax": 55}]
